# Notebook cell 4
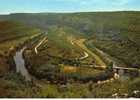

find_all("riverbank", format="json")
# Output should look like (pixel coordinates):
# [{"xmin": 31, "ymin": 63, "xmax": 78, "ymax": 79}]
[
  {"xmin": 14, "ymin": 47, "xmax": 31, "ymax": 81},
  {"xmin": 0, "ymin": 34, "xmax": 40, "ymax": 76}
]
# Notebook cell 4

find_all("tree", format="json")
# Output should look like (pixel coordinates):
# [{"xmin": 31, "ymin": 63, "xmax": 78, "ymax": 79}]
[{"xmin": 107, "ymin": 62, "xmax": 113, "ymax": 71}]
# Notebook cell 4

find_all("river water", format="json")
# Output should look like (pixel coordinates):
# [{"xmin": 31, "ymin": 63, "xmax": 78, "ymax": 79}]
[{"xmin": 13, "ymin": 47, "xmax": 31, "ymax": 81}]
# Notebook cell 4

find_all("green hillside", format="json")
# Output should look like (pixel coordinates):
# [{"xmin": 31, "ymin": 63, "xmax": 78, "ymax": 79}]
[
  {"xmin": 0, "ymin": 12, "xmax": 140, "ymax": 98},
  {"xmin": 0, "ymin": 21, "xmax": 41, "ymax": 75},
  {"xmin": 0, "ymin": 21, "xmax": 41, "ymax": 55},
  {"xmin": 1, "ymin": 11, "xmax": 139, "ymax": 68}
]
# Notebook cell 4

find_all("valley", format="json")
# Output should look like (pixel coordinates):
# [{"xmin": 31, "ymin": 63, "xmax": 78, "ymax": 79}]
[{"xmin": 0, "ymin": 11, "xmax": 140, "ymax": 98}]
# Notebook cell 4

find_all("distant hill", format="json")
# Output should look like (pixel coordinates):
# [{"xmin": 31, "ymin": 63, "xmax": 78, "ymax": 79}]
[
  {"xmin": 0, "ymin": 11, "xmax": 140, "ymax": 68},
  {"xmin": 0, "ymin": 20, "xmax": 41, "ymax": 55},
  {"xmin": 0, "ymin": 21, "xmax": 41, "ymax": 43}
]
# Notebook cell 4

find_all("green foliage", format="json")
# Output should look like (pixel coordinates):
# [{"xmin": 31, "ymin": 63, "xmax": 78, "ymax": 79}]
[
  {"xmin": 0, "ymin": 21, "xmax": 40, "ymax": 42},
  {"xmin": 0, "ymin": 12, "xmax": 140, "ymax": 98},
  {"xmin": 1, "ymin": 11, "xmax": 139, "ymax": 68}
]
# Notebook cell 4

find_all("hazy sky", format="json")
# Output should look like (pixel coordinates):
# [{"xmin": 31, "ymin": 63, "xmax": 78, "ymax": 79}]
[{"xmin": 0, "ymin": 0, "xmax": 140, "ymax": 14}]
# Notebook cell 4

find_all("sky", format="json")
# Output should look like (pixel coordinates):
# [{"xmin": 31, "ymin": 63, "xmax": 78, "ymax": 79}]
[{"xmin": 0, "ymin": 0, "xmax": 140, "ymax": 14}]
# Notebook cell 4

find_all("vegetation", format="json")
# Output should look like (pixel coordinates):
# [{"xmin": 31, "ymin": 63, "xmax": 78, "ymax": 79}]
[
  {"xmin": 0, "ymin": 21, "xmax": 41, "ymax": 76},
  {"xmin": 0, "ymin": 72, "xmax": 140, "ymax": 98},
  {"xmin": 0, "ymin": 11, "xmax": 140, "ymax": 98},
  {"xmin": 0, "ymin": 21, "xmax": 41, "ymax": 55},
  {"xmin": 1, "ymin": 11, "xmax": 139, "ymax": 68}
]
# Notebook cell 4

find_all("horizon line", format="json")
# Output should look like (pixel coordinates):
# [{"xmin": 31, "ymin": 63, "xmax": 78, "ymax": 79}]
[{"xmin": 0, "ymin": 10, "xmax": 140, "ymax": 15}]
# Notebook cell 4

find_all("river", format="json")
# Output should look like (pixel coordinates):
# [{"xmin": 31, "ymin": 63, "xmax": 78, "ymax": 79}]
[{"xmin": 13, "ymin": 47, "xmax": 31, "ymax": 81}]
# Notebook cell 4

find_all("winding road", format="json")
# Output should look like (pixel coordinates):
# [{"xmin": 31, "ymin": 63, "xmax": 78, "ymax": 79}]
[
  {"xmin": 35, "ymin": 37, "xmax": 47, "ymax": 54},
  {"xmin": 71, "ymin": 40, "xmax": 89, "ymax": 60},
  {"xmin": 74, "ymin": 39, "xmax": 107, "ymax": 69},
  {"xmin": 79, "ymin": 52, "xmax": 89, "ymax": 60}
]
